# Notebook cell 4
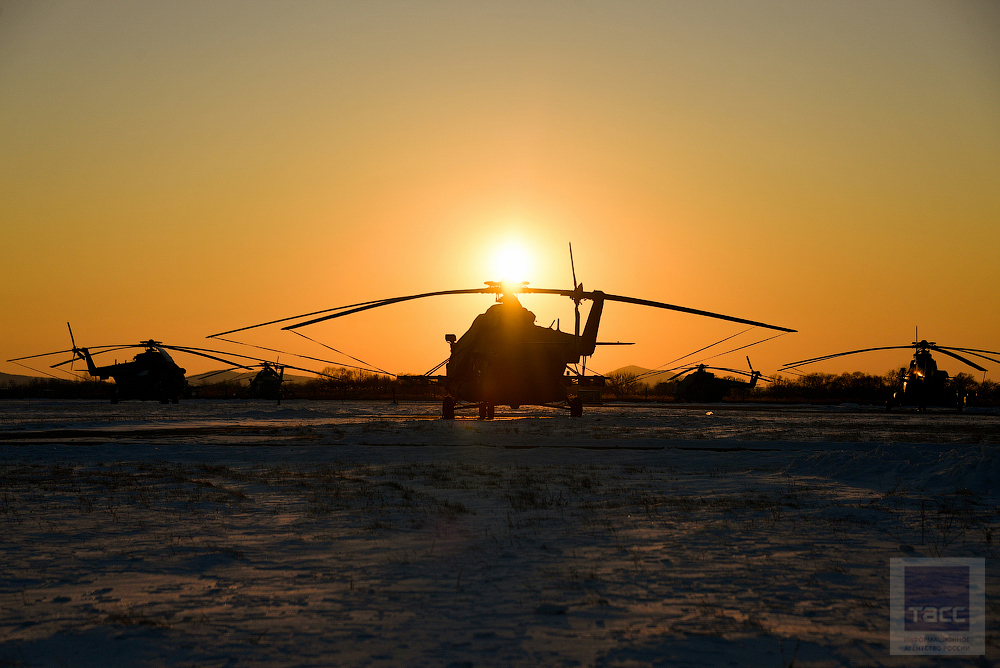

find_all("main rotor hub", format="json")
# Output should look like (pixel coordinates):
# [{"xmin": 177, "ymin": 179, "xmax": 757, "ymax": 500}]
[{"xmin": 485, "ymin": 280, "xmax": 529, "ymax": 302}]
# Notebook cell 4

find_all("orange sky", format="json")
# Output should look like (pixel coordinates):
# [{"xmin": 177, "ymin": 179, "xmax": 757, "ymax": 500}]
[{"xmin": 2, "ymin": 1, "xmax": 998, "ymax": 380}]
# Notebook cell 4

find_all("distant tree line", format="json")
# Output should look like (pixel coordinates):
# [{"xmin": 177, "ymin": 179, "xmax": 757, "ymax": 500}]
[
  {"xmin": 635, "ymin": 370, "xmax": 1000, "ymax": 407},
  {"xmin": 202, "ymin": 366, "xmax": 440, "ymax": 401},
  {"xmin": 4, "ymin": 368, "xmax": 999, "ymax": 407},
  {"xmin": 0, "ymin": 376, "xmax": 113, "ymax": 400}
]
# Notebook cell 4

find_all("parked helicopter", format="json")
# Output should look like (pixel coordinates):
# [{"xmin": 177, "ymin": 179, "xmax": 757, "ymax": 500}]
[
  {"xmin": 6, "ymin": 324, "xmax": 324, "ymax": 404},
  {"xmin": 780, "ymin": 338, "xmax": 1000, "ymax": 411},
  {"xmin": 669, "ymin": 357, "xmax": 765, "ymax": 402},
  {"xmin": 241, "ymin": 362, "xmax": 286, "ymax": 401},
  {"xmin": 210, "ymin": 250, "xmax": 796, "ymax": 418}
]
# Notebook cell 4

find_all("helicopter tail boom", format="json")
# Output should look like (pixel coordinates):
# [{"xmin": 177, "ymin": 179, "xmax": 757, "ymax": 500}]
[{"xmin": 579, "ymin": 291, "xmax": 605, "ymax": 357}]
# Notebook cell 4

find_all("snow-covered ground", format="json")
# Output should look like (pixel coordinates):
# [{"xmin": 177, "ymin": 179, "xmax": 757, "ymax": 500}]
[{"xmin": 1, "ymin": 400, "xmax": 997, "ymax": 666}]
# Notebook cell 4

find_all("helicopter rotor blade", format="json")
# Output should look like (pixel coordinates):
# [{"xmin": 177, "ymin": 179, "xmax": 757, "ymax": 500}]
[
  {"xmin": 7, "ymin": 348, "xmax": 76, "ymax": 363},
  {"xmin": 666, "ymin": 368, "xmax": 695, "ymax": 381},
  {"xmin": 271, "ymin": 362, "xmax": 346, "ymax": 380},
  {"xmin": 779, "ymin": 345, "xmax": 915, "ymax": 371},
  {"xmin": 11, "ymin": 343, "xmax": 137, "ymax": 366},
  {"xmin": 937, "ymin": 347, "xmax": 1000, "ymax": 365},
  {"xmin": 195, "ymin": 367, "xmax": 253, "ymax": 382},
  {"xmin": 165, "ymin": 344, "xmax": 388, "ymax": 376},
  {"xmin": 159, "ymin": 345, "xmax": 276, "ymax": 370},
  {"xmin": 283, "ymin": 287, "xmax": 498, "ymax": 329},
  {"xmin": 597, "ymin": 293, "xmax": 796, "ymax": 333},
  {"xmin": 241, "ymin": 282, "xmax": 795, "ymax": 335},
  {"xmin": 207, "ymin": 297, "xmax": 395, "ymax": 338},
  {"xmin": 710, "ymin": 366, "xmax": 755, "ymax": 377},
  {"xmin": 929, "ymin": 346, "xmax": 987, "ymax": 372},
  {"xmin": 62, "ymin": 344, "xmax": 151, "ymax": 366},
  {"xmin": 211, "ymin": 337, "xmax": 344, "ymax": 367}
]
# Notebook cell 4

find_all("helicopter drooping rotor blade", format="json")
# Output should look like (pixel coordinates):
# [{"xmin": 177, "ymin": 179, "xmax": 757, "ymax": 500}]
[
  {"xmin": 945, "ymin": 346, "xmax": 1000, "ymax": 356},
  {"xmin": 780, "ymin": 346, "xmax": 916, "ymax": 371},
  {"xmin": 7, "ymin": 348, "xmax": 77, "ymax": 363},
  {"xmin": 667, "ymin": 368, "xmax": 694, "ymax": 381},
  {"xmin": 598, "ymin": 293, "xmax": 796, "ymax": 333},
  {"xmin": 287, "ymin": 330, "xmax": 391, "ymax": 375},
  {"xmin": 666, "ymin": 365, "xmax": 763, "ymax": 382},
  {"xmin": 196, "ymin": 367, "xmax": 254, "ymax": 382},
  {"xmin": 44, "ymin": 344, "xmax": 141, "ymax": 368},
  {"xmin": 707, "ymin": 366, "xmax": 755, "ymax": 377},
  {"xmin": 283, "ymin": 287, "xmax": 498, "ymax": 329},
  {"xmin": 929, "ymin": 346, "xmax": 987, "ymax": 372},
  {"xmin": 211, "ymin": 337, "xmax": 343, "ymax": 367},
  {"xmin": 272, "ymin": 363, "xmax": 346, "ymax": 381},
  {"xmin": 169, "ymin": 343, "xmax": 319, "ymax": 366},
  {"xmin": 938, "ymin": 347, "xmax": 1000, "ymax": 365},
  {"xmin": 207, "ymin": 297, "xmax": 394, "ymax": 338},
  {"xmin": 240, "ymin": 282, "xmax": 794, "ymax": 334},
  {"xmin": 161, "ymin": 345, "xmax": 275, "ymax": 370}
]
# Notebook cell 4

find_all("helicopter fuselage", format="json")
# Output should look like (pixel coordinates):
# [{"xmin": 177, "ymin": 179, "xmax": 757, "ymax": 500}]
[
  {"xmin": 891, "ymin": 350, "xmax": 961, "ymax": 410},
  {"xmin": 244, "ymin": 364, "xmax": 285, "ymax": 400},
  {"xmin": 444, "ymin": 295, "xmax": 600, "ymax": 407},
  {"xmin": 80, "ymin": 347, "xmax": 189, "ymax": 403},
  {"xmin": 673, "ymin": 366, "xmax": 760, "ymax": 403}
]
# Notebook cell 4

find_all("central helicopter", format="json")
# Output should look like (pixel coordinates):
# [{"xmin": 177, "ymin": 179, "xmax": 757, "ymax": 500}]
[
  {"xmin": 780, "ymin": 336, "xmax": 1000, "ymax": 411},
  {"xmin": 211, "ymin": 247, "xmax": 796, "ymax": 418}
]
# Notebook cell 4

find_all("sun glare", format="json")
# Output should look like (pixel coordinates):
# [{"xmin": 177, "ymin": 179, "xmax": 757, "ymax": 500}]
[{"xmin": 492, "ymin": 243, "xmax": 531, "ymax": 283}]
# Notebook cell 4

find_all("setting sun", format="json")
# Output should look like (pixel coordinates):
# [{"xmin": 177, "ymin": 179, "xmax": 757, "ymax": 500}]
[{"xmin": 491, "ymin": 242, "xmax": 532, "ymax": 283}]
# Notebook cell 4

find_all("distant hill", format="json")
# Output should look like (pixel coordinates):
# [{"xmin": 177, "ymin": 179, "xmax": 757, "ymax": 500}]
[{"xmin": 0, "ymin": 371, "xmax": 47, "ymax": 387}]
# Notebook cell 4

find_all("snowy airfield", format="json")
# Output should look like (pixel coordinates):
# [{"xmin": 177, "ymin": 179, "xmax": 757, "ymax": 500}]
[{"xmin": 1, "ymin": 400, "xmax": 998, "ymax": 667}]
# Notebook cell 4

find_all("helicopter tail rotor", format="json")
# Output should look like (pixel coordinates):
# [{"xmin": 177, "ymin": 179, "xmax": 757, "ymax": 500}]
[
  {"xmin": 66, "ymin": 322, "xmax": 78, "ymax": 371},
  {"xmin": 569, "ymin": 243, "xmax": 581, "ymax": 338}
]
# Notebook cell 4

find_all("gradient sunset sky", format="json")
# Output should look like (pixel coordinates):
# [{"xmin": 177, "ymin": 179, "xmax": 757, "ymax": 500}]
[{"xmin": 2, "ymin": 1, "xmax": 998, "ymax": 379}]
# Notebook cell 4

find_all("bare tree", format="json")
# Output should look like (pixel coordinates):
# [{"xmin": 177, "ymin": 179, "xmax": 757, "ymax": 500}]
[{"xmin": 606, "ymin": 370, "xmax": 640, "ymax": 400}]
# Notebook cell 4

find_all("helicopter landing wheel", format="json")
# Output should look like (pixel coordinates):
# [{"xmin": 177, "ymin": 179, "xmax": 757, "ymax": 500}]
[
  {"xmin": 442, "ymin": 397, "xmax": 455, "ymax": 420},
  {"xmin": 569, "ymin": 396, "xmax": 583, "ymax": 418}
]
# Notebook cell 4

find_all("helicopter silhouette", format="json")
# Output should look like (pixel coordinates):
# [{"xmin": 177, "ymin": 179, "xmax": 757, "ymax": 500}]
[
  {"xmin": 780, "ymin": 337, "xmax": 1000, "ymax": 411},
  {"xmin": 6, "ymin": 324, "xmax": 331, "ymax": 404},
  {"xmin": 241, "ymin": 362, "xmax": 286, "ymax": 401},
  {"xmin": 210, "ymin": 247, "xmax": 796, "ymax": 418},
  {"xmin": 669, "ymin": 357, "xmax": 765, "ymax": 402}
]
